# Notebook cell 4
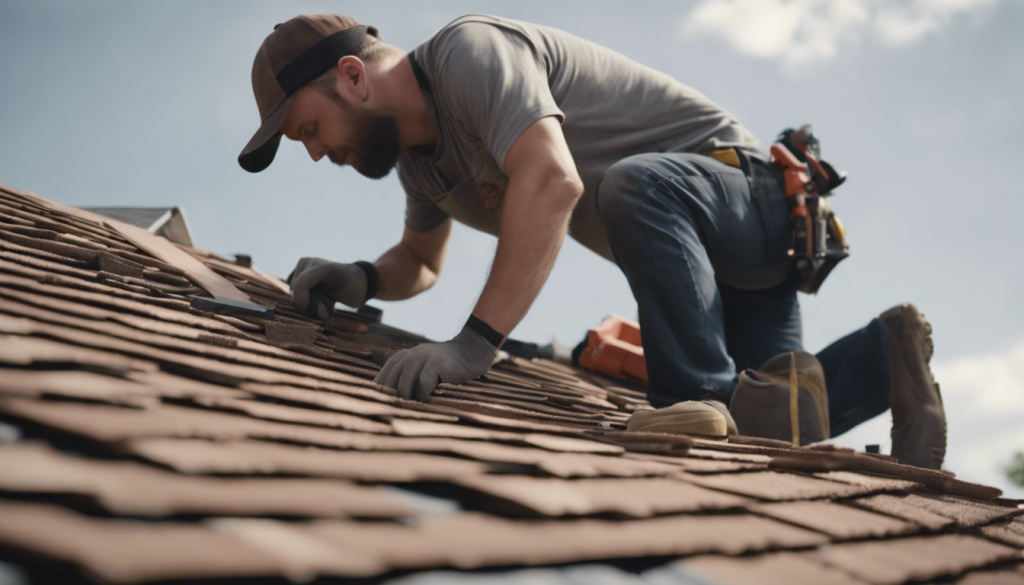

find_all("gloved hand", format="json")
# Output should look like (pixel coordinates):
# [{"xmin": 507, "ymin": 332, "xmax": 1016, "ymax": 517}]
[
  {"xmin": 374, "ymin": 325, "xmax": 498, "ymax": 401},
  {"xmin": 290, "ymin": 257, "xmax": 368, "ymax": 319}
]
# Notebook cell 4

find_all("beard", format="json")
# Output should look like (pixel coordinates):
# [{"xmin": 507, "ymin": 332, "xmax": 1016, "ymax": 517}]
[{"xmin": 333, "ymin": 99, "xmax": 401, "ymax": 180}]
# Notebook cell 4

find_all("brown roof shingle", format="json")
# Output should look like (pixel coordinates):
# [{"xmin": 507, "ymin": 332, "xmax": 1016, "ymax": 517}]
[{"xmin": 1, "ymin": 181, "xmax": 1022, "ymax": 584}]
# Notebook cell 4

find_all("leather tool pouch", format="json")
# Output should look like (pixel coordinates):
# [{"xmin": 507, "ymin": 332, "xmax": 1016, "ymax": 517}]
[{"xmin": 771, "ymin": 127, "xmax": 850, "ymax": 294}]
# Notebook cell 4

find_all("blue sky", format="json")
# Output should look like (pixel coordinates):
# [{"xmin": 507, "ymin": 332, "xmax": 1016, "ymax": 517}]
[{"xmin": 1, "ymin": 0, "xmax": 1021, "ymax": 494}]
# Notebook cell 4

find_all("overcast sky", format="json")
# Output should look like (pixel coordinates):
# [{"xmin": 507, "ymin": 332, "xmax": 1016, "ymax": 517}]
[{"xmin": 1, "ymin": 0, "xmax": 1021, "ymax": 495}]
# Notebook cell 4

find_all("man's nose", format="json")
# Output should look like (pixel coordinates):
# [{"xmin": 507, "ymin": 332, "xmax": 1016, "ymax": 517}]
[{"xmin": 304, "ymin": 140, "xmax": 324, "ymax": 162}]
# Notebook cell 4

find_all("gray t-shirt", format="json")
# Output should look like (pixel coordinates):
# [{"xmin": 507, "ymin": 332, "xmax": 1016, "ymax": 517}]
[{"xmin": 399, "ymin": 14, "xmax": 764, "ymax": 261}]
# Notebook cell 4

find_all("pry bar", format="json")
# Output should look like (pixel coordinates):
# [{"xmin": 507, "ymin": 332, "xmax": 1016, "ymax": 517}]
[{"xmin": 189, "ymin": 295, "xmax": 274, "ymax": 319}]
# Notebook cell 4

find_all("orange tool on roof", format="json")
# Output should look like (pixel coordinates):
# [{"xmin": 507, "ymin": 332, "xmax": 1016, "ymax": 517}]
[{"xmin": 578, "ymin": 315, "xmax": 648, "ymax": 384}]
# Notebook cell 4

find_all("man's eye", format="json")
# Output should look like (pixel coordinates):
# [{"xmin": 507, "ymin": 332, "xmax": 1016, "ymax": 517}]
[{"xmin": 309, "ymin": 122, "xmax": 317, "ymax": 136}]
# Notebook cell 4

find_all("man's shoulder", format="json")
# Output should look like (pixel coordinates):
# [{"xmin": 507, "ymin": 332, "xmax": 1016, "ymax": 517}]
[
  {"xmin": 422, "ymin": 14, "xmax": 535, "ymax": 55},
  {"xmin": 429, "ymin": 14, "xmax": 511, "ymax": 38}
]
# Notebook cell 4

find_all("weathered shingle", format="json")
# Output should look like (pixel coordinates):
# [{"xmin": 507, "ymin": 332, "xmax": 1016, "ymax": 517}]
[
  {"xmin": 0, "ymin": 443, "xmax": 412, "ymax": 518},
  {"xmin": 1, "ymin": 182, "xmax": 1021, "ymax": 584},
  {"xmin": 451, "ymin": 475, "xmax": 753, "ymax": 517},
  {"xmin": 751, "ymin": 500, "xmax": 918, "ymax": 538},
  {"xmin": 669, "ymin": 553, "xmax": 872, "ymax": 585},
  {"xmin": 812, "ymin": 535, "xmax": 1021, "ymax": 585}
]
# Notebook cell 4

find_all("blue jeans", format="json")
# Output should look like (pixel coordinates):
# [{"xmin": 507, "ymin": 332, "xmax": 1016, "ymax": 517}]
[{"xmin": 596, "ymin": 152, "xmax": 889, "ymax": 438}]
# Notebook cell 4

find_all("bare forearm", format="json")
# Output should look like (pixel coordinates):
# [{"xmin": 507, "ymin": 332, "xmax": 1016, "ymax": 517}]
[
  {"xmin": 472, "ymin": 176, "xmax": 581, "ymax": 338},
  {"xmin": 374, "ymin": 242, "xmax": 439, "ymax": 301}
]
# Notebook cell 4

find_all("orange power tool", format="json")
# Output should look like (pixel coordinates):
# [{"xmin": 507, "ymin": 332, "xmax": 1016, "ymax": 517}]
[{"xmin": 770, "ymin": 125, "xmax": 850, "ymax": 294}]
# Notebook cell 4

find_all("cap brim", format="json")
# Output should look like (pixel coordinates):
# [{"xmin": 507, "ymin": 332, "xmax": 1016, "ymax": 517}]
[{"xmin": 238, "ymin": 94, "xmax": 294, "ymax": 173}]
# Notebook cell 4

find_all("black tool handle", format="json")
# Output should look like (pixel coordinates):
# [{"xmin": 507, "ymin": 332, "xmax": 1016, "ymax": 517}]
[
  {"xmin": 287, "ymin": 267, "xmax": 336, "ymax": 320},
  {"xmin": 306, "ymin": 286, "xmax": 336, "ymax": 319}
]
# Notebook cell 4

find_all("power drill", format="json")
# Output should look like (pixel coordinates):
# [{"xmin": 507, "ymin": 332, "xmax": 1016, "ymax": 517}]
[{"xmin": 770, "ymin": 125, "xmax": 850, "ymax": 294}]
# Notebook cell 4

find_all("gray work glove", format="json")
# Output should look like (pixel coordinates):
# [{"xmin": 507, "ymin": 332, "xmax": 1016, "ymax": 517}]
[
  {"xmin": 290, "ymin": 257, "xmax": 368, "ymax": 319},
  {"xmin": 374, "ymin": 326, "xmax": 498, "ymax": 401}
]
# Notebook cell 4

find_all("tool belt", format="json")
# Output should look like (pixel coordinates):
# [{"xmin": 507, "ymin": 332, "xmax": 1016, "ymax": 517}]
[{"xmin": 711, "ymin": 125, "xmax": 850, "ymax": 294}]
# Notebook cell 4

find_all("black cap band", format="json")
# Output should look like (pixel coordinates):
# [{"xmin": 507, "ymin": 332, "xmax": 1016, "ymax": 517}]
[{"xmin": 275, "ymin": 25, "xmax": 375, "ymax": 95}]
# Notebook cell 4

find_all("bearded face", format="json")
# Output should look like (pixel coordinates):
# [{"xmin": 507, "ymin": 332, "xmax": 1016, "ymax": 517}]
[
  {"xmin": 331, "ymin": 94, "xmax": 401, "ymax": 180},
  {"xmin": 280, "ymin": 71, "xmax": 405, "ymax": 179}
]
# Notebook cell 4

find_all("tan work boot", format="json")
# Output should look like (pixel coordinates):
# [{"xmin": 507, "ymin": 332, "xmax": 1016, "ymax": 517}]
[
  {"xmin": 626, "ymin": 400, "xmax": 736, "ymax": 438},
  {"xmin": 703, "ymin": 400, "xmax": 739, "ymax": 436},
  {"xmin": 729, "ymin": 351, "xmax": 829, "ymax": 445},
  {"xmin": 880, "ymin": 303, "xmax": 946, "ymax": 470}
]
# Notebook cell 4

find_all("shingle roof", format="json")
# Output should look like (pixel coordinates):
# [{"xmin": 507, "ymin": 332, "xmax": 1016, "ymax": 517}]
[{"xmin": 0, "ymin": 181, "xmax": 1022, "ymax": 584}]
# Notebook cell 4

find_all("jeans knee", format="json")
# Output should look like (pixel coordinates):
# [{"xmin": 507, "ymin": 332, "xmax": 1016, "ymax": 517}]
[{"xmin": 596, "ymin": 155, "xmax": 651, "ymax": 228}]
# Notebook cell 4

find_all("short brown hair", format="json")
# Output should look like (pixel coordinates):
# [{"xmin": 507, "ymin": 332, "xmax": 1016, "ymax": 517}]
[
  {"xmin": 358, "ymin": 39, "xmax": 400, "ymax": 63},
  {"xmin": 308, "ymin": 40, "xmax": 400, "ymax": 96}
]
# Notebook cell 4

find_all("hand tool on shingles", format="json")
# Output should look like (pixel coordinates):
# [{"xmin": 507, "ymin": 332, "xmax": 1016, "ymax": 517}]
[
  {"xmin": 286, "ymin": 267, "xmax": 336, "ymax": 319},
  {"xmin": 305, "ymin": 290, "xmax": 386, "ymax": 323},
  {"xmin": 283, "ymin": 267, "xmax": 388, "ymax": 324},
  {"xmin": 189, "ymin": 295, "xmax": 274, "ymax": 318}
]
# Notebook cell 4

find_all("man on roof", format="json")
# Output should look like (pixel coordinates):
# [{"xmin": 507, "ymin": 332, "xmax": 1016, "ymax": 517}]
[{"xmin": 239, "ymin": 14, "xmax": 946, "ymax": 469}]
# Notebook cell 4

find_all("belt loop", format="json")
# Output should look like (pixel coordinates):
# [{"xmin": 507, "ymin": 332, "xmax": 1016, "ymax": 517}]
[{"xmin": 735, "ymin": 148, "xmax": 752, "ymax": 177}]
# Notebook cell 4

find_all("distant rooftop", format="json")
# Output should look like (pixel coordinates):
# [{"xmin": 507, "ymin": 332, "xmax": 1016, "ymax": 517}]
[{"xmin": 87, "ymin": 206, "xmax": 194, "ymax": 247}]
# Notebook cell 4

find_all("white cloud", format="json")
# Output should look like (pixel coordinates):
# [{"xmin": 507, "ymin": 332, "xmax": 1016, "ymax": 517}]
[
  {"xmin": 831, "ymin": 338, "xmax": 1024, "ymax": 498},
  {"xmin": 681, "ymin": 0, "xmax": 1002, "ymax": 68}
]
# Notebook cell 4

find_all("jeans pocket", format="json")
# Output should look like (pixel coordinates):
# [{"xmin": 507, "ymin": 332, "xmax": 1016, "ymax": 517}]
[{"xmin": 753, "ymin": 166, "xmax": 793, "ymax": 267}]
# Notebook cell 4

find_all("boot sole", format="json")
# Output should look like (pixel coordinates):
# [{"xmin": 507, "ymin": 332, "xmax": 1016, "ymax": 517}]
[{"xmin": 880, "ymin": 303, "xmax": 947, "ymax": 469}]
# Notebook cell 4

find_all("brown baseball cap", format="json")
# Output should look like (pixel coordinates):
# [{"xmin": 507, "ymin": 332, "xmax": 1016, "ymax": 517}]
[{"xmin": 238, "ymin": 14, "xmax": 379, "ymax": 173}]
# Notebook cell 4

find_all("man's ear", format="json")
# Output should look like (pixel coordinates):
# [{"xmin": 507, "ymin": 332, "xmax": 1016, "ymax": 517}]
[{"xmin": 334, "ymin": 55, "xmax": 368, "ymax": 102}]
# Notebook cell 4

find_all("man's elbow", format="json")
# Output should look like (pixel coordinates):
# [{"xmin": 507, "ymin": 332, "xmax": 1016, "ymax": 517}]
[
  {"xmin": 422, "ymin": 264, "xmax": 442, "ymax": 291},
  {"xmin": 539, "ymin": 168, "xmax": 584, "ymax": 213},
  {"xmin": 563, "ymin": 173, "xmax": 585, "ymax": 204}
]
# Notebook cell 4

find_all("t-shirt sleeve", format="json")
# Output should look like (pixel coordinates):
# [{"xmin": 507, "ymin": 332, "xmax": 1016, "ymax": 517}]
[
  {"xmin": 404, "ymin": 190, "xmax": 450, "ymax": 232},
  {"xmin": 399, "ymin": 165, "xmax": 450, "ymax": 233},
  {"xmin": 433, "ymin": 22, "xmax": 565, "ymax": 171}
]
